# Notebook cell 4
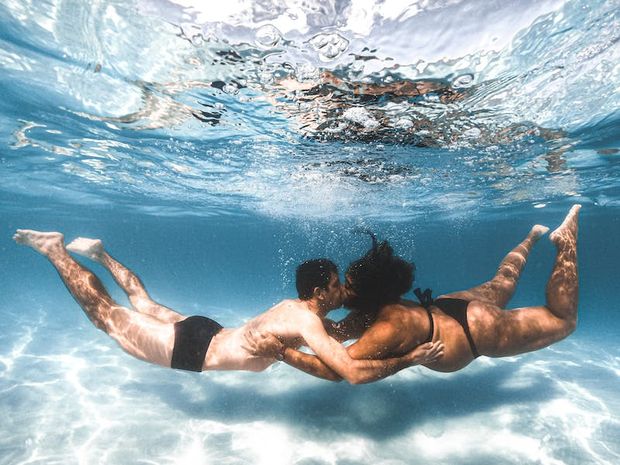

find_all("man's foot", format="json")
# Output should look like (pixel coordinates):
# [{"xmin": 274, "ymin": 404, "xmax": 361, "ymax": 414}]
[
  {"xmin": 66, "ymin": 237, "xmax": 104, "ymax": 262},
  {"xmin": 13, "ymin": 230, "xmax": 65, "ymax": 256},
  {"xmin": 550, "ymin": 205, "xmax": 581, "ymax": 247}
]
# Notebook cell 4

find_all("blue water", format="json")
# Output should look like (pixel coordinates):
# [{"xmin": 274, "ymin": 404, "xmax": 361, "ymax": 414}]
[{"xmin": 1, "ymin": 0, "xmax": 619, "ymax": 464}]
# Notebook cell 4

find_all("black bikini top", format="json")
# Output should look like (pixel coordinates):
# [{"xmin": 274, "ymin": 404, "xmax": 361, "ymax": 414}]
[{"xmin": 414, "ymin": 287, "xmax": 435, "ymax": 343}]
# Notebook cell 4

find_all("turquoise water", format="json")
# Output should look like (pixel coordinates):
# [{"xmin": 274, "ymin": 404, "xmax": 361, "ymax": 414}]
[{"xmin": 1, "ymin": 1, "xmax": 619, "ymax": 464}]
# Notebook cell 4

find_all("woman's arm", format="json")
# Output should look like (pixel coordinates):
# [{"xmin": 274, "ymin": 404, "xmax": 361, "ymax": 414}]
[
  {"xmin": 282, "ymin": 339, "xmax": 442, "ymax": 382},
  {"xmin": 290, "ymin": 315, "xmax": 443, "ymax": 384},
  {"xmin": 283, "ymin": 319, "xmax": 401, "ymax": 380},
  {"xmin": 323, "ymin": 312, "xmax": 369, "ymax": 343}
]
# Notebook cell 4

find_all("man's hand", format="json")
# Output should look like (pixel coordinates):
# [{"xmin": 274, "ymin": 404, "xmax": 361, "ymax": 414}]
[
  {"xmin": 405, "ymin": 341, "xmax": 444, "ymax": 366},
  {"xmin": 242, "ymin": 330, "xmax": 285, "ymax": 359}
]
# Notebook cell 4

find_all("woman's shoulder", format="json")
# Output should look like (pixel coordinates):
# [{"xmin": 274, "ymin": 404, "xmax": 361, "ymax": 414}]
[{"xmin": 379, "ymin": 300, "xmax": 425, "ymax": 321}]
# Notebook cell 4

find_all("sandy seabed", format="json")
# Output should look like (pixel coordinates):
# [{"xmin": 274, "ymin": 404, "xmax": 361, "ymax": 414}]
[{"xmin": 0, "ymin": 304, "xmax": 618, "ymax": 465}]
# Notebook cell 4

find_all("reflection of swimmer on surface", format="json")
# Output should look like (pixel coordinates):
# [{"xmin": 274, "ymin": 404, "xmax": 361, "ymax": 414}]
[
  {"xmin": 75, "ymin": 79, "xmax": 236, "ymax": 130},
  {"xmin": 273, "ymin": 70, "xmax": 571, "ymax": 163},
  {"xmin": 77, "ymin": 60, "xmax": 570, "ymax": 171},
  {"xmin": 13, "ymin": 231, "xmax": 441, "ymax": 384},
  {"xmin": 273, "ymin": 205, "xmax": 580, "ymax": 379},
  {"xmin": 278, "ymin": 70, "xmax": 464, "ymax": 102},
  {"xmin": 272, "ymin": 70, "xmax": 466, "ymax": 144}
]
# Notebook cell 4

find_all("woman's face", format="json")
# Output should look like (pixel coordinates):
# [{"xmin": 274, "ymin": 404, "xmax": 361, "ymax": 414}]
[{"xmin": 342, "ymin": 274, "xmax": 359, "ymax": 309}]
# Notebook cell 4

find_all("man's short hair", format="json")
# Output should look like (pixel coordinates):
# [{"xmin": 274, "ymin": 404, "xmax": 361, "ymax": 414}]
[
  {"xmin": 345, "ymin": 232, "xmax": 414, "ymax": 312},
  {"xmin": 296, "ymin": 259, "xmax": 338, "ymax": 300}
]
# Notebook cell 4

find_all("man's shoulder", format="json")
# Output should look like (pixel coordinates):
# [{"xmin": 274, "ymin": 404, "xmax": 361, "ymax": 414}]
[
  {"xmin": 274, "ymin": 298, "xmax": 305, "ymax": 310},
  {"xmin": 273, "ymin": 299, "xmax": 314, "ymax": 315},
  {"xmin": 271, "ymin": 299, "xmax": 320, "ymax": 326}
]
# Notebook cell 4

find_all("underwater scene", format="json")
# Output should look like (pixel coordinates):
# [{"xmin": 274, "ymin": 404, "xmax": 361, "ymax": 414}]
[{"xmin": 1, "ymin": 0, "xmax": 619, "ymax": 464}]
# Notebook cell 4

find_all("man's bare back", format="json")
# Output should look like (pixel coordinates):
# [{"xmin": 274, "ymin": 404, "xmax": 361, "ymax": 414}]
[{"xmin": 207, "ymin": 299, "xmax": 341, "ymax": 372}]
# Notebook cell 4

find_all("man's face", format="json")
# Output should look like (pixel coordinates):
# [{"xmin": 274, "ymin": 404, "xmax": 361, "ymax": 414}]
[
  {"xmin": 342, "ymin": 274, "xmax": 358, "ymax": 309},
  {"xmin": 322, "ymin": 272, "xmax": 344, "ymax": 310}
]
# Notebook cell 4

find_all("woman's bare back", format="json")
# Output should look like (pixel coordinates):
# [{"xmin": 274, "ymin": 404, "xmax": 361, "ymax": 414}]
[{"xmin": 353, "ymin": 302, "xmax": 476, "ymax": 372}]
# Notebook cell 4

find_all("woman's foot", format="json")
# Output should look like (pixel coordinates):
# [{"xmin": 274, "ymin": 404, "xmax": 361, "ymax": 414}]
[
  {"xmin": 530, "ymin": 224, "xmax": 550, "ymax": 240},
  {"xmin": 550, "ymin": 205, "xmax": 581, "ymax": 248}
]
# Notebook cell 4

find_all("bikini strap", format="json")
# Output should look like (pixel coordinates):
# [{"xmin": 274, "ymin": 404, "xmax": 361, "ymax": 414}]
[
  {"xmin": 414, "ymin": 288, "xmax": 435, "ymax": 343},
  {"xmin": 414, "ymin": 287, "xmax": 434, "ymax": 308}
]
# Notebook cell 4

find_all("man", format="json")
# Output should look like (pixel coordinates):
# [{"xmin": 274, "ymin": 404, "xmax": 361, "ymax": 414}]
[
  {"xmin": 280, "ymin": 205, "xmax": 580, "ymax": 380},
  {"xmin": 12, "ymin": 230, "xmax": 443, "ymax": 384}
]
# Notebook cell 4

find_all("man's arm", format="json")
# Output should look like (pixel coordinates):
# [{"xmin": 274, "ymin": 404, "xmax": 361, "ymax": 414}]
[
  {"xmin": 284, "ymin": 316, "xmax": 442, "ymax": 381},
  {"xmin": 285, "ymin": 319, "xmax": 400, "ymax": 380},
  {"xmin": 282, "ymin": 347, "xmax": 343, "ymax": 381},
  {"xmin": 295, "ymin": 313, "xmax": 442, "ymax": 384},
  {"xmin": 282, "ymin": 339, "xmax": 442, "ymax": 382}
]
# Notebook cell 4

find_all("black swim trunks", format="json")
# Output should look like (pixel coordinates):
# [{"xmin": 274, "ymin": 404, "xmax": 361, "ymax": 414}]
[{"xmin": 171, "ymin": 315, "xmax": 223, "ymax": 372}]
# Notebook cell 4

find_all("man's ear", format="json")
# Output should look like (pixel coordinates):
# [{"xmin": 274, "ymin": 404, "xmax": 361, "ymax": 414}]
[{"xmin": 312, "ymin": 286, "xmax": 323, "ymax": 300}]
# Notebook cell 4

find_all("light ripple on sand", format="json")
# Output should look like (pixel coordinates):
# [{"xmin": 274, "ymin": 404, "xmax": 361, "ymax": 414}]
[{"xmin": 1, "ymin": 309, "xmax": 619, "ymax": 464}]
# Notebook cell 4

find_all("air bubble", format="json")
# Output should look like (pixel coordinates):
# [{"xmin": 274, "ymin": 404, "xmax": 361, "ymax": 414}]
[
  {"xmin": 452, "ymin": 73, "xmax": 474, "ymax": 88},
  {"xmin": 222, "ymin": 84, "xmax": 239, "ymax": 95},
  {"xmin": 309, "ymin": 32, "xmax": 349, "ymax": 61},
  {"xmin": 191, "ymin": 34, "xmax": 204, "ymax": 46},
  {"xmin": 395, "ymin": 118, "xmax": 413, "ymax": 129},
  {"xmin": 256, "ymin": 25, "xmax": 281, "ymax": 48},
  {"xmin": 463, "ymin": 127, "xmax": 481, "ymax": 139},
  {"xmin": 296, "ymin": 63, "xmax": 318, "ymax": 81},
  {"xmin": 351, "ymin": 61, "xmax": 365, "ymax": 74},
  {"xmin": 343, "ymin": 107, "xmax": 379, "ymax": 129},
  {"xmin": 179, "ymin": 23, "xmax": 205, "ymax": 46}
]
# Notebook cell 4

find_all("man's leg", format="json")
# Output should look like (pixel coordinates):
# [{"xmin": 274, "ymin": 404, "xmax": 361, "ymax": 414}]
[
  {"xmin": 14, "ymin": 230, "xmax": 176, "ymax": 367},
  {"xmin": 473, "ymin": 205, "xmax": 580, "ymax": 357},
  {"xmin": 439, "ymin": 224, "xmax": 549, "ymax": 308},
  {"xmin": 66, "ymin": 238, "xmax": 184, "ymax": 324}
]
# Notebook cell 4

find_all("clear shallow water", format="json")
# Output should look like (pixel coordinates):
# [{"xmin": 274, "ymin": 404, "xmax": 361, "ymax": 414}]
[{"xmin": 1, "ymin": 1, "xmax": 619, "ymax": 464}]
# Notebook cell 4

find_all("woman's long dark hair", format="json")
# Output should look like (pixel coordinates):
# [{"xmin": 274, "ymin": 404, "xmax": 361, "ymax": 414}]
[{"xmin": 345, "ymin": 231, "xmax": 415, "ymax": 313}]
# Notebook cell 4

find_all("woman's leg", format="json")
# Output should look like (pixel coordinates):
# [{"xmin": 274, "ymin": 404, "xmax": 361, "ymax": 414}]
[
  {"xmin": 473, "ymin": 205, "xmax": 580, "ymax": 357},
  {"xmin": 439, "ymin": 224, "xmax": 549, "ymax": 308}
]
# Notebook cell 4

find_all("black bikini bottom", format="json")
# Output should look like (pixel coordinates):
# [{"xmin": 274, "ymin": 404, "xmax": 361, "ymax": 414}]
[{"xmin": 433, "ymin": 298, "xmax": 480, "ymax": 358}]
